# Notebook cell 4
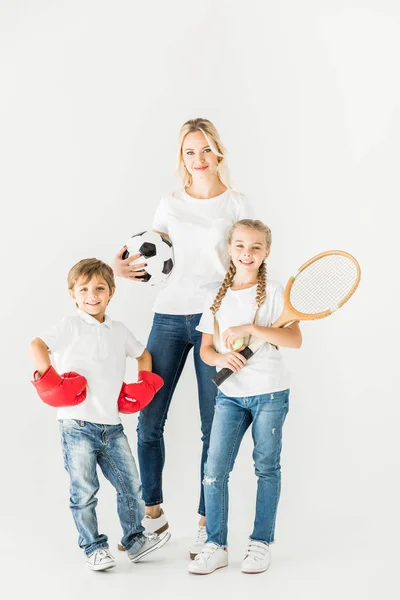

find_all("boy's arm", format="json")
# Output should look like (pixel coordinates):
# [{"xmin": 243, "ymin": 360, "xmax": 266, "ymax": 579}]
[
  {"xmin": 136, "ymin": 348, "xmax": 152, "ymax": 372},
  {"xmin": 29, "ymin": 337, "xmax": 87, "ymax": 407},
  {"xmin": 30, "ymin": 337, "xmax": 51, "ymax": 377},
  {"xmin": 118, "ymin": 349, "xmax": 163, "ymax": 414}
]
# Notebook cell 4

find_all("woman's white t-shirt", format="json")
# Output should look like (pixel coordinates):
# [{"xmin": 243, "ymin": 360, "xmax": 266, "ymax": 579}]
[
  {"xmin": 152, "ymin": 189, "xmax": 253, "ymax": 315},
  {"xmin": 197, "ymin": 281, "xmax": 291, "ymax": 397}
]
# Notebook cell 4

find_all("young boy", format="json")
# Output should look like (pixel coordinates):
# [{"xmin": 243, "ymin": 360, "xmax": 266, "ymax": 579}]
[{"xmin": 30, "ymin": 258, "xmax": 170, "ymax": 571}]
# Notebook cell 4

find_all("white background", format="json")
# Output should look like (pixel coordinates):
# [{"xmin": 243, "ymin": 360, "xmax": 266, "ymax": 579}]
[{"xmin": 0, "ymin": 1, "xmax": 399, "ymax": 598}]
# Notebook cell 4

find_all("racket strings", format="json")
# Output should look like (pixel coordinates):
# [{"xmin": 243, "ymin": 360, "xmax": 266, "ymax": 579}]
[{"xmin": 290, "ymin": 255, "xmax": 359, "ymax": 315}]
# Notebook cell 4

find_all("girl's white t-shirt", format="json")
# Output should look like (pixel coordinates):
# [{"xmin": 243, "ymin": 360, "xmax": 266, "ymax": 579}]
[
  {"xmin": 152, "ymin": 189, "xmax": 253, "ymax": 315},
  {"xmin": 197, "ymin": 281, "xmax": 291, "ymax": 397}
]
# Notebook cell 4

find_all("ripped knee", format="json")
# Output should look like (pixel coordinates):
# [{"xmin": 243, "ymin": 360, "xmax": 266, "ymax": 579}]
[{"xmin": 203, "ymin": 475, "xmax": 217, "ymax": 485}]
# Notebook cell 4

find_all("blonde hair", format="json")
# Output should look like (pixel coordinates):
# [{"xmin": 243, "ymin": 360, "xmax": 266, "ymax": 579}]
[
  {"xmin": 176, "ymin": 118, "xmax": 231, "ymax": 189},
  {"xmin": 210, "ymin": 220, "xmax": 272, "ymax": 318},
  {"xmin": 67, "ymin": 258, "xmax": 115, "ymax": 295}
]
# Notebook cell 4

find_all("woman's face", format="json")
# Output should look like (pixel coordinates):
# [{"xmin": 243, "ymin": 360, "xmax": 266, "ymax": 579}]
[{"xmin": 181, "ymin": 130, "xmax": 220, "ymax": 180}]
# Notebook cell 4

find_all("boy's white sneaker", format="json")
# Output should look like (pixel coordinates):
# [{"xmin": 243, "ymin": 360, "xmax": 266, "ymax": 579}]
[
  {"xmin": 118, "ymin": 509, "xmax": 169, "ymax": 551},
  {"xmin": 189, "ymin": 525, "xmax": 207, "ymax": 559},
  {"xmin": 86, "ymin": 548, "xmax": 116, "ymax": 571},
  {"xmin": 241, "ymin": 540, "xmax": 271, "ymax": 574},
  {"xmin": 188, "ymin": 542, "xmax": 228, "ymax": 575},
  {"xmin": 127, "ymin": 531, "xmax": 171, "ymax": 563}
]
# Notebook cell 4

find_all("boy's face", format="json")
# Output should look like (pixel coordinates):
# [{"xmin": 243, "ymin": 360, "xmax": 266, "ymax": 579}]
[{"xmin": 69, "ymin": 275, "xmax": 114, "ymax": 323}]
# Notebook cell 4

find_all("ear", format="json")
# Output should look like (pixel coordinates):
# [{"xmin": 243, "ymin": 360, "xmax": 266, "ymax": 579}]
[
  {"xmin": 69, "ymin": 289, "xmax": 76, "ymax": 301},
  {"xmin": 264, "ymin": 249, "xmax": 271, "ymax": 260},
  {"xmin": 108, "ymin": 287, "xmax": 116, "ymax": 303}
]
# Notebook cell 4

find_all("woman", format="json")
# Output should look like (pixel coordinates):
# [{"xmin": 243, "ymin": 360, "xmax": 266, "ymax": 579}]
[{"xmin": 113, "ymin": 118, "xmax": 253, "ymax": 558}]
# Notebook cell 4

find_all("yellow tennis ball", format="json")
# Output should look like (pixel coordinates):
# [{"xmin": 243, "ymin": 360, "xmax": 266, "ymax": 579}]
[{"xmin": 232, "ymin": 337, "xmax": 244, "ymax": 351}]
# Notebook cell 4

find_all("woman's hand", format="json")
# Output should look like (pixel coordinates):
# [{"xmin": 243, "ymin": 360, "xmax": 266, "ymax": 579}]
[
  {"xmin": 215, "ymin": 351, "xmax": 247, "ymax": 373},
  {"xmin": 112, "ymin": 247, "xmax": 149, "ymax": 281},
  {"xmin": 222, "ymin": 324, "xmax": 252, "ymax": 350}
]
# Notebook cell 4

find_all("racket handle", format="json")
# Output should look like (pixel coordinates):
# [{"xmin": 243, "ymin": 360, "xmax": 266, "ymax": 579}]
[{"xmin": 211, "ymin": 346, "xmax": 255, "ymax": 387}]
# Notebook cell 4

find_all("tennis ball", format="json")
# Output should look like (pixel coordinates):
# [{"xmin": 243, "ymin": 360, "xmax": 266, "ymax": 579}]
[{"xmin": 232, "ymin": 337, "xmax": 244, "ymax": 351}]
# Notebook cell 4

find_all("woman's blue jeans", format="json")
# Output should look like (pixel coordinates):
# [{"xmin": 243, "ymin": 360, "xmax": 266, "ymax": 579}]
[
  {"xmin": 204, "ymin": 389, "xmax": 289, "ymax": 546},
  {"xmin": 137, "ymin": 313, "xmax": 217, "ymax": 516}
]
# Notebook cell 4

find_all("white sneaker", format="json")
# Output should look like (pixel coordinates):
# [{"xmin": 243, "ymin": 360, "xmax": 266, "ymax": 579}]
[
  {"xmin": 142, "ymin": 509, "xmax": 169, "ymax": 535},
  {"xmin": 188, "ymin": 542, "xmax": 228, "ymax": 575},
  {"xmin": 241, "ymin": 540, "xmax": 271, "ymax": 574},
  {"xmin": 86, "ymin": 548, "xmax": 116, "ymax": 571},
  {"xmin": 189, "ymin": 525, "xmax": 207, "ymax": 559},
  {"xmin": 118, "ymin": 509, "xmax": 169, "ymax": 551},
  {"xmin": 127, "ymin": 531, "xmax": 171, "ymax": 563}
]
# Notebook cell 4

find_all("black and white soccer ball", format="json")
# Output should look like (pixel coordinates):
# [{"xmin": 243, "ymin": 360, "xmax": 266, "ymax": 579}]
[{"xmin": 122, "ymin": 230, "xmax": 174, "ymax": 286}]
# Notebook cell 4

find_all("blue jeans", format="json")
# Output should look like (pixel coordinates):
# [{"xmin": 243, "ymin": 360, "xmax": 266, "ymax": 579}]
[
  {"xmin": 204, "ymin": 389, "xmax": 289, "ymax": 546},
  {"xmin": 137, "ymin": 313, "xmax": 217, "ymax": 516},
  {"xmin": 60, "ymin": 419, "xmax": 146, "ymax": 556}
]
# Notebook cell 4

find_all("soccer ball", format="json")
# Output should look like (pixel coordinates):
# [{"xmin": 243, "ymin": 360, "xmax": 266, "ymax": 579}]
[{"xmin": 122, "ymin": 230, "xmax": 174, "ymax": 286}]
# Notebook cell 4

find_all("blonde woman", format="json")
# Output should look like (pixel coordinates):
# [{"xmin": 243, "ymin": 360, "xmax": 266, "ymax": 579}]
[
  {"xmin": 113, "ymin": 119, "xmax": 253, "ymax": 557},
  {"xmin": 189, "ymin": 220, "xmax": 301, "ymax": 575}
]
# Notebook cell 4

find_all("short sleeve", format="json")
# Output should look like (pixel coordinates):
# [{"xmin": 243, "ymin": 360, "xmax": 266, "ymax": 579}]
[
  {"xmin": 38, "ymin": 318, "xmax": 72, "ymax": 353},
  {"xmin": 235, "ymin": 193, "xmax": 254, "ymax": 220},
  {"xmin": 152, "ymin": 198, "xmax": 169, "ymax": 235},
  {"xmin": 268, "ymin": 283, "xmax": 285, "ymax": 326},
  {"xmin": 196, "ymin": 293, "xmax": 215, "ymax": 335},
  {"xmin": 125, "ymin": 327, "xmax": 146, "ymax": 359}
]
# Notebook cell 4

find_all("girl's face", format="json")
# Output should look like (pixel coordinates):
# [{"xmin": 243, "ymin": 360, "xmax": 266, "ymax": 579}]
[
  {"xmin": 181, "ymin": 130, "xmax": 220, "ymax": 180},
  {"xmin": 229, "ymin": 227, "xmax": 269, "ymax": 275},
  {"xmin": 69, "ymin": 274, "xmax": 114, "ymax": 322}
]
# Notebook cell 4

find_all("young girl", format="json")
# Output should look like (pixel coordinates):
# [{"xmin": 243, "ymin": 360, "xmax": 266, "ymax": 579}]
[
  {"xmin": 112, "ymin": 118, "xmax": 253, "ymax": 556},
  {"xmin": 188, "ymin": 219, "xmax": 302, "ymax": 575}
]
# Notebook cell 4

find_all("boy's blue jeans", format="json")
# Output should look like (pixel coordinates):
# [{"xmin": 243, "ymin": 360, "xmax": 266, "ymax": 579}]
[
  {"xmin": 59, "ymin": 419, "xmax": 146, "ymax": 556},
  {"xmin": 204, "ymin": 389, "xmax": 289, "ymax": 547},
  {"xmin": 137, "ymin": 313, "xmax": 217, "ymax": 516}
]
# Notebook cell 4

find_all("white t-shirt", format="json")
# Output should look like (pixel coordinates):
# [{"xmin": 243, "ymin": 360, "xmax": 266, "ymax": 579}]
[
  {"xmin": 153, "ymin": 189, "xmax": 253, "ymax": 315},
  {"xmin": 197, "ymin": 281, "xmax": 290, "ymax": 397},
  {"xmin": 38, "ymin": 310, "xmax": 145, "ymax": 425}
]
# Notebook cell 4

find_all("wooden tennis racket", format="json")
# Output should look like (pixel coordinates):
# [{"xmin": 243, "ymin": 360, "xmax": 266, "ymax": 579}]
[{"xmin": 211, "ymin": 250, "xmax": 361, "ymax": 387}]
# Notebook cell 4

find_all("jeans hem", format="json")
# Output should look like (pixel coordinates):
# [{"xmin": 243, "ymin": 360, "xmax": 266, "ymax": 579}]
[
  {"xmin": 85, "ymin": 543, "xmax": 109, "ymax": 557},
  {"xmin": 249, "ymin": 536, "xmax": 274, "ymax": 545},
  {"xmin": 125, "ymin": 534, "xmax": 146, "ymax": 553},
  {"xmin": 207, "ymin": 540, "xmax": 227, "ymax": 549},
  {"xmin": 144, "ymin": 500, "xmax": 164, "ymax": 507}
]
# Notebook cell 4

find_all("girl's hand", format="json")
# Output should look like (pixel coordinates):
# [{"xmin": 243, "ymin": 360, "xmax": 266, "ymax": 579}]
[
  {"xmin": 222, "ymin": 325, "xmax": 252, "ymax": 350},
  {"xmin": 112, "ymin": 247, "xmax": 149, "ymax": 281},
  {"xmin": 215, "ymin": 351, "xmax": 247, "ymax": 373}
]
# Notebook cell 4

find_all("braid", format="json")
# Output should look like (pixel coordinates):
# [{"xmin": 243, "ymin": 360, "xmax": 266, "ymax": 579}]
[
  {"xmin": 255, "ymin": 261, "xmax": 267, "ymax": 309},
  {"xmin": 210, "ymin": 261, "xmax": 236, "ymax": 316}
]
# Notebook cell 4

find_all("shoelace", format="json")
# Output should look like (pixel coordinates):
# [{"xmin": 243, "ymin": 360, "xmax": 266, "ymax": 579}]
[
  {"xmin": 95, "ymin": 549, "xmax": 111, "ymax": 563},
  {"xmin": 195, "ymin": 543, "xmax": 219, "ymax": 561},
  {"xmin": 244, "ymin": 541, "xmax": 269, "ymax": 561},
  {"xmin": 195, "ymin": 527, "xmax": 207, "ymax": 545}
]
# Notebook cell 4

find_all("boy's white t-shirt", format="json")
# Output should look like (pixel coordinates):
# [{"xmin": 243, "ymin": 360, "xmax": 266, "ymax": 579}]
[
  {"xmin": 197, "ymin": 281, "xmax": 290, "ymax": 397},
  {"xmin": 38, "ymin": 310, "xmax": 145, "ymax": 425},
  {"xmin": 153, "ymin": 189, "xmax": 253, "ymax": 315}
]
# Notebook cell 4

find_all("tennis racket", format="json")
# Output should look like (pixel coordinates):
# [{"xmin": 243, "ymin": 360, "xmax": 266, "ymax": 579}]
[{"xmin": 211, "ymin": 250, "xmax": 361, "ymax": 387}]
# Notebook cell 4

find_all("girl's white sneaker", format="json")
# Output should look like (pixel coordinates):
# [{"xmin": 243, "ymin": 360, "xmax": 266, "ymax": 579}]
[
  {"xmin": 188, "ymin": 542, "xmax": 228, "ymax": 575},
  {"xmin": 241, "ymin": 540, "xmax": 271, "ymax": 574},
  {"xmin": 189, "ymin": 525, "xmax": 207, "ymax": 559}
]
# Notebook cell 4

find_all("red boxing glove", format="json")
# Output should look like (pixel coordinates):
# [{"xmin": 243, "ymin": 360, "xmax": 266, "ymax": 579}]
[
  {"xmin": 118, "ymin": 371, "xmax": 164, "ymax": 414},
  {"xmin": 31, "ymin": 366, "xmax": 87, "ymax": 408}
]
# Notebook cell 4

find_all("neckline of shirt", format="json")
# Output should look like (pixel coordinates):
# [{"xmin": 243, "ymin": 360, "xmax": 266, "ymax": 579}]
[
  {"xmin": 182, "ymin": 189, "xmax": 229, "ymax": 202},
  {"xmin": 77, "ymin": 309, "xmax": 113, "ymax": 328}
]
